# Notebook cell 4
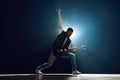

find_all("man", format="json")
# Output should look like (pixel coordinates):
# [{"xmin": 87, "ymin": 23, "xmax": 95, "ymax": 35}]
[{"xmin": 35, "ymin": 8, "xmax": 80, "ymax": 74}]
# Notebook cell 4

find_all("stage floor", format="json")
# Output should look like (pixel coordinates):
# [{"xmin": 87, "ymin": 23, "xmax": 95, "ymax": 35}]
[{"xmin": 0, "ymin": 74, "xmax": 120, "ymax": 80}]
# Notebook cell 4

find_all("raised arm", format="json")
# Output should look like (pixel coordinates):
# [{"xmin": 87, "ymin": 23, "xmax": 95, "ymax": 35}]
[{"xmin": 56, "ymin": 8, "xmax": 63, "ymax": 33}]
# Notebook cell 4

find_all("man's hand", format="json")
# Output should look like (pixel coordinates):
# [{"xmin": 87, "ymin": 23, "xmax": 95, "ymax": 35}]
[{"xmin": 56, "ymin": 8, "xmax": 62, "ymax": 14}]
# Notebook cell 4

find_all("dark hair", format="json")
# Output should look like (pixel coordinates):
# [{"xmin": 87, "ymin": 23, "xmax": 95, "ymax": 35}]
[{"xmin": 67, "ymin": 28, "xmax": 73, "ymax": 32}]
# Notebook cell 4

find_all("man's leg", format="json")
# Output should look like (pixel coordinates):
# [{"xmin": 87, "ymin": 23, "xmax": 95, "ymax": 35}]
[
  {"xmin": 36, "ymin": 52, "xmax": 56, "ymax": 74},
  {"xmin": 61, "ymin": 52, "xmax": 81, "ymax": 74}
]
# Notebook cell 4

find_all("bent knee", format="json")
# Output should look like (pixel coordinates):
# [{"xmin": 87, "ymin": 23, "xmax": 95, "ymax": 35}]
[
  {"xmin": 68, "ymin": 52, "xmax": 76, "ymax": 57},
  {"xmin": 47, "ymin": 63, "xmax": 53, "ymax": 68}
]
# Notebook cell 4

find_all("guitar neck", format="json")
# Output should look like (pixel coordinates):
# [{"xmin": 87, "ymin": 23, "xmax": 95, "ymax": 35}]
[{"xmin": 58, "ymin": 48, "xmax": 73, "ymax": 53}]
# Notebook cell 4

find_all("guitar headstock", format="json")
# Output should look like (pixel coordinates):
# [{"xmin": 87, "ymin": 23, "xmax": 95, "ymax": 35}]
[{"xmin": 80, "ymin": 44, "xmax": 87, "ymax": 50}]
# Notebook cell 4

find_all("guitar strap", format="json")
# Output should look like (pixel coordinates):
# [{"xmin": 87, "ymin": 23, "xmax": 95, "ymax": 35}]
[{"xmin": 62, "ymin": 37, "xmax": 68, "ymax": 48}]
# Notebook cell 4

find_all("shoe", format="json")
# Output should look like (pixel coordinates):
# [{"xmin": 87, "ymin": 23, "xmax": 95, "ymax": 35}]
[
  {"xmin": 72, "ymin": 70, "xmax": 81, "ymax": 74},
  {"xmin": 35, "ymin": 70, "xmax": 43, "ymax": 75}
]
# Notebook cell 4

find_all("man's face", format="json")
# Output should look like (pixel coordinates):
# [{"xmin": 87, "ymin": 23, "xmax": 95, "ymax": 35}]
[{"xmin": 66, "ymin": 30, "xmax": 73, "ymax": 38}]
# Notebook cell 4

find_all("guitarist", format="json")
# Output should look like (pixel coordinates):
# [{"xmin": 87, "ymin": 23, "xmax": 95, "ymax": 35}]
[{"xmin": 35, "ymin": 8, "xmax": 81, "ymax": 74}]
